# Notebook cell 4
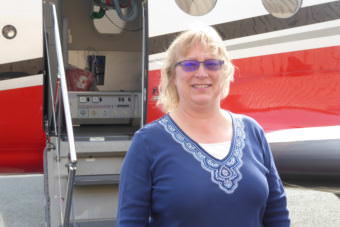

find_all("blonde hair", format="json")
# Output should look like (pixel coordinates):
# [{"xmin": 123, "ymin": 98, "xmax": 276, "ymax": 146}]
[{"xmin": 157, "ymin": 26, "xmax": 235, "ymax": 113}]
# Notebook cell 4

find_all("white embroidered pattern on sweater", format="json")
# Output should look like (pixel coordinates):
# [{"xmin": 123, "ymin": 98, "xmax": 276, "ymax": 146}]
[{"xmin": 159, "ymin": 114, "xmax": 245, "ymax": 194}]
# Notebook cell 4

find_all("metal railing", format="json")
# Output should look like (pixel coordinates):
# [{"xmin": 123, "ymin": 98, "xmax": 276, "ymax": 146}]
[{"xmin": 50, "ymin": 4, "xmax": 78, "ymax": 227}]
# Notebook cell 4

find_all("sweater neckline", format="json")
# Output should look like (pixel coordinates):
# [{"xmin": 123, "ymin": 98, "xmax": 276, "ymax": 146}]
[{"xmin": 165, "ymin": 112, "xmax": 235, "ymax": 163}]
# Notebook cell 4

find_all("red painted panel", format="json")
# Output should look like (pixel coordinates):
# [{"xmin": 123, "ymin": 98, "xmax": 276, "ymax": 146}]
[
  {"xmin": 0, "ymin": 85, "xmax": 45, "ymax": 173},
  {"xmin": 147, "ymin": 46, "xmax": 340, "ymax": 131},
  {"xmin": 146, "ymin": 69, "xmax": 163, "ymax": 122}
]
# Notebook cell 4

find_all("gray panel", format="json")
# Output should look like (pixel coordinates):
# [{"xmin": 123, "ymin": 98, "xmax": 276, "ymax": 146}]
[{"xmin": 69, "ymin": 91, "xmax": 142, "ymax": 125}]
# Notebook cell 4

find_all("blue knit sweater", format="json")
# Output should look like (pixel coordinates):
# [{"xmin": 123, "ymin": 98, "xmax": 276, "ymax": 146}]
[{"xmin": 117, "ymin": 113, "xmax": 290, "ymax": 227}]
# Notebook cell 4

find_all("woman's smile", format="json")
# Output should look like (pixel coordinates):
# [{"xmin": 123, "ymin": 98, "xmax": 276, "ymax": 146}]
[{"xmin": 191, "ymin": 84, "xmax": 212, "ymax": 88}]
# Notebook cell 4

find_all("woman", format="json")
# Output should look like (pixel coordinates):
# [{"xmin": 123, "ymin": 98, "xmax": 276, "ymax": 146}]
[{"xmin": 117, "ymin": 26, "xmax": 290, "ymax": 227}]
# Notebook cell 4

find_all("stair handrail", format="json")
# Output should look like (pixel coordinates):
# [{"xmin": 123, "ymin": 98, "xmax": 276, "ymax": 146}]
[{"xmin": 50, "ymin": 4, "xmax": 77, "ymax": 227}]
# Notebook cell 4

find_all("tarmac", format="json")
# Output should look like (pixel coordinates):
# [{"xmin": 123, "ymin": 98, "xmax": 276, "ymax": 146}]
[
  {"xmin": 0, "ymin": 174, "xmax": 340, "ymax": 227},
  {"xmin": 286, "ymin": 186, "xmax": 340, "ymax": 227},
  {"xmin": 0, "ymin": 175, "xmax": 45, "ymax": 227}
]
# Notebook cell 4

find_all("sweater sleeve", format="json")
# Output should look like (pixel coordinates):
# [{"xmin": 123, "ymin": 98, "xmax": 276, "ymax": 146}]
[
  {"xmin": 259, "ymin": 129, "xmax": 291, "ymax": 227},
  {"xmin": 117, "ymin": 130, "xmax": 152, "ymax": 227}
]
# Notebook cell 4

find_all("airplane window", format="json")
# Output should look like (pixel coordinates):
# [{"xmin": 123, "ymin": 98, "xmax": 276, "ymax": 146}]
[
  {"xmin": 175, "ymin": 0, "xmax": 217, "ymax": 16},
  {"xmin": 2, "ymin": 24, "xmax": 17, "ymax": 39},
  {"xmin": 262, "ymin": 0, "xmax": 303, "ymax": 18}
]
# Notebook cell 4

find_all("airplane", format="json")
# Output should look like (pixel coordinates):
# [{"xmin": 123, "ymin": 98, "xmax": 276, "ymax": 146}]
[{"xmin": 0, "ymin": 0, "xmax": 339, "ymax": 226}]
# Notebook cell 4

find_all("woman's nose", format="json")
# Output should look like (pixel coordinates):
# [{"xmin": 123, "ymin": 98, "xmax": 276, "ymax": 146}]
[{"xmin": 194, "ymin": 64, "xmax": 209, "ymax": 78}]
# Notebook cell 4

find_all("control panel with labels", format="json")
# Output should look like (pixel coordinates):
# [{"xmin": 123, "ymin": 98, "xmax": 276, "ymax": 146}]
[{"xmin": 69, "ymin": 91, "xmax": 141, "ymax": 125}]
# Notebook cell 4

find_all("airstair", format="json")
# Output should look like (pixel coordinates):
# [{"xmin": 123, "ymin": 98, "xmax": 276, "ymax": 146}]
[
  {"xmin": 45, "ymin": 137, "xmax": 130, "ymax": 226},
  {"xmin": 43, "ymin": 1, "xmax": 146, "ymax": 226}
]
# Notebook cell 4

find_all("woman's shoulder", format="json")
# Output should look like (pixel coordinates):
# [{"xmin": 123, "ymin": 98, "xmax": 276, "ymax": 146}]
[
  {"xmin": 133, "ymin": 115, "xmax": 167, "ymax": 138},
  {"xmin": 229, "ymin": 112, "xmax": 264, "ymax": 133},
  {"xmin": 130, "ymin": 115, "xmax": 171, "ymax": 155}
]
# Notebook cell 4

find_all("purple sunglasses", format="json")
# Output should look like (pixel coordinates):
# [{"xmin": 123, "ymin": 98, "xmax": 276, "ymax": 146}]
[{"xmin": 175, "ymin": 59, "xmax": 224, "ymax": 72}]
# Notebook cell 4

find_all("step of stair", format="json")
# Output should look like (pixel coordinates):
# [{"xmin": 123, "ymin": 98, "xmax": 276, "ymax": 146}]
[
  {"xmin": 74, "ymin": 174, "xmax": 119, "ymax": 186},
  {"xmin": 60, "ymin": 140, "xmax": 131, "ymax": 157},
  {"xmin": 70, "ymin": 219, "xmax": 116, "ymax": 227}
]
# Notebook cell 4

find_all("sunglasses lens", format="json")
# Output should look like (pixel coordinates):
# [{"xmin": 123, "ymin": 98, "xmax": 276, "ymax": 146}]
[
  {"xmin": 177, "ymin": 59, "xmax": 224, "ymax": 72},
  {"xmin": 181, "ymin": 60, "xmax": 200, "ymax": 72},
  {"xmin": 204, "ymin": 59, "xmax": 223, "ymax": 71}
]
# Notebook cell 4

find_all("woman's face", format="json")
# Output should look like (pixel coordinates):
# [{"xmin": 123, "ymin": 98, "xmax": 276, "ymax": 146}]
[{"xmin": 173, "ymin": 44, "xmax": 224, "ymax": 110}]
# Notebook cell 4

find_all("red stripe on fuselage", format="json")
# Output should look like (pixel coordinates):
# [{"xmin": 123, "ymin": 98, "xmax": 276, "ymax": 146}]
[
  {"xmin": 147, "ymin": 46, "xmax": 340, "ymax": 131},
  {"xmin": 0, "ymin": 85, "xmax": 45, "ymax": 173}
]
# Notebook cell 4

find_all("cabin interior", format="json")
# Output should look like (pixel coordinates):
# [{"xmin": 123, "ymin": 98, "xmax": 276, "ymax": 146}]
[
  {"xmin": 43, "ymin": 0, "xmax": 146, "ymax": 226},
  {"xmin": 45, "ymin": 0, "xmax": 145, "ymax": 138}
]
